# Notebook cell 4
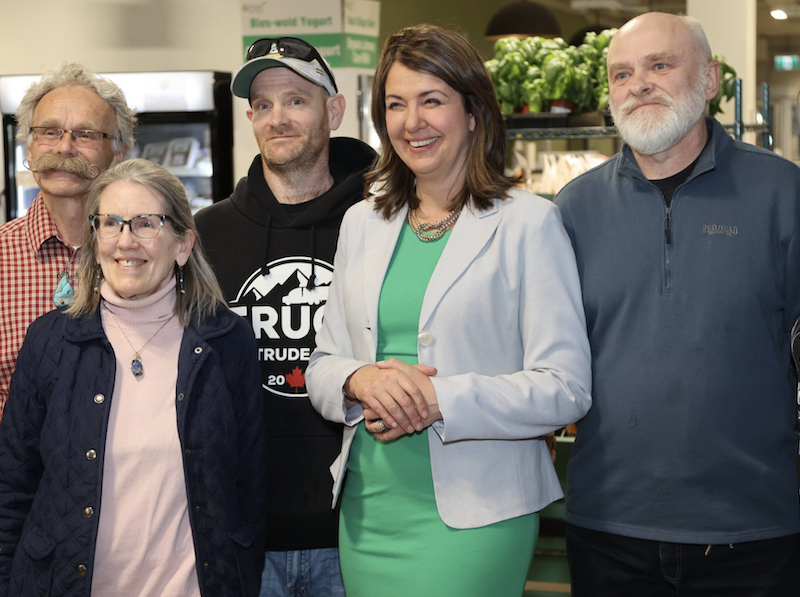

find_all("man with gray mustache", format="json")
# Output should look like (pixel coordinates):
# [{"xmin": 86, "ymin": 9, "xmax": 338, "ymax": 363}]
[
  {"xmin": 555, "ymin": 12, "xmax": 800, "ymax": 596},
  {"xmin": 29, "ymin": 152, "xmax": 104, "ymax": 180},
  {"xmin": 0, "ymin": 62, "xmax": 136, "ymax": 418}
]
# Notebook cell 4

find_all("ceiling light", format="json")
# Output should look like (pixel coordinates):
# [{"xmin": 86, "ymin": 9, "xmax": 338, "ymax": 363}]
[
  {"xmin": 772, "ymin": 9, "xmax": 788, "ymax": 20},
  {"xmin": 485, "ymin": 1, "xmax": 562, "ymax": 40}
]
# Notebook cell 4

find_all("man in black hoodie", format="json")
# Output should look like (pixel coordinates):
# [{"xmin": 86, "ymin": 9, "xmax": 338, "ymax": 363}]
[{"xmin": 195, "ymin": 37, "xmax": 376, "ymax": 597}]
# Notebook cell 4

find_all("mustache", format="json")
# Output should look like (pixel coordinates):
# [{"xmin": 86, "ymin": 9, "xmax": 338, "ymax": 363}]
[
  {"xmin": 619, "ymin": 93, "xmax": 674, "ymax": 115},
  {"xmin": 27, "ymin": 154, "xmax": 102, "ymax": 180}
]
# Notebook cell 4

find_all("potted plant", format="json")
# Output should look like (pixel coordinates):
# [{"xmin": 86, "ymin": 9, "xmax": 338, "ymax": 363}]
[
  {"xmin": 710, "ymin": 54, "xmax": 737, "ymax": 116},
  {"xmin": 486, "ymin": 32, "xmax": 612, "ymax": 116}
]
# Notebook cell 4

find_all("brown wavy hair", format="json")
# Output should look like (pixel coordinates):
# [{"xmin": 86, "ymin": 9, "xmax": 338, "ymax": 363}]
[{"xmin": 366, "ymin": 24, "xmax": 520, "ymax": 220}]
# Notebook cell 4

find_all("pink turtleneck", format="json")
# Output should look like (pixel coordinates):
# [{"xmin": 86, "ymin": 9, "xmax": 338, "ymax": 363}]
[{"xmin": 92, "ymin": 279, "xmax": 200, "ymax": 597}]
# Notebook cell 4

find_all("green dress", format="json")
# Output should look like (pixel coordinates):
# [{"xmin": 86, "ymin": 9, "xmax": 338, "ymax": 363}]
[{"xmin": 339, "ymin": 224, "xmax": 539, "ymax": 597}]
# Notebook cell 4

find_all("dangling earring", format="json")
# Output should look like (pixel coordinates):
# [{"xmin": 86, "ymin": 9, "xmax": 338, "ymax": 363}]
[
  {"xmin": 177, "ymin": 265, "xmax": 186, "ymax": 295},
  {"xmin": 93, "ymin": 265, "xmax": 102, "ymax": 293}
]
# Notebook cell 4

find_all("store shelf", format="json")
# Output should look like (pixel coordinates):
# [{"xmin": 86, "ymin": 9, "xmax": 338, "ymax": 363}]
[
  {"xmin": 508, "ymin": 126, "xmax": 618, "ymax": 141},
  {"xmin": 722, "ymin": 123, "xmax": 771, "ymax": 136},
  {"xmin": 506, "ymin": 81, "xmax": 772, "ymax": 149},
  {"xmin": 167, "ymin": 163, "xmax": 213, "ymax": 178},
  {"xmin": 508, "ymin": 122, "xmax": 770, "ymax": 142}
]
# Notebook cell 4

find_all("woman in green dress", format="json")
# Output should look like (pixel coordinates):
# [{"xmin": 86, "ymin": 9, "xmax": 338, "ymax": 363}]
[{"xmin": 307, "ymin": 24, "xmax": 592, "ymax": 597}]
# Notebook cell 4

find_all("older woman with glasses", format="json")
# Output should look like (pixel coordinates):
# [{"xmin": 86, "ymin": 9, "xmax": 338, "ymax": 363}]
[
  {"xmin": 307, "ymin": 24, "xmax": 592, "ymax": 597},
  {"xmin": 0, "ymin": 159, "xmax": 267, "ymax": 597}
]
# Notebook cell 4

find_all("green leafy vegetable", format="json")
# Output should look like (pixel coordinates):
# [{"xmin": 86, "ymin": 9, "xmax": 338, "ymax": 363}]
[
  {"xmin": 710, "ymin": 54, "xmax": 737, "ymax": 116},
  {"xmin": 485, "ymin": 28, "xmax": 617, "ymax": 115}
]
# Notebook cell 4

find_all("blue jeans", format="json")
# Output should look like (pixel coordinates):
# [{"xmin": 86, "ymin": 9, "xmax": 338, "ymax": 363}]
[
  {"xmin": 566, "ymin": 523, "xmax": 800, "ymax": 597},
  {"xmin": 259, "ymin": 548, "xmax": 346, "ymax": 597}
]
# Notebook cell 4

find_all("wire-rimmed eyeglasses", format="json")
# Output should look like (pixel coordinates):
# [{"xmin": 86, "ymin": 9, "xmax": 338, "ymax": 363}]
[{"xmin": 31, "ymin": 127, "xmax": 111, "ymax": 148}]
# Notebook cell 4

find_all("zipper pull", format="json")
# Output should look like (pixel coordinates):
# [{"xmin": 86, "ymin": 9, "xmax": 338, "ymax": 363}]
[{"xmin": 665, "ymin": 212, "xmax": 672, "ymax": 245}]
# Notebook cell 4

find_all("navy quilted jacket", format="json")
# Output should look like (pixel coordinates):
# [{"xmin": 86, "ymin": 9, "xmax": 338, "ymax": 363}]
[{"xmin": 0, "ymin": 304, "xmax": 267, "ymax": 597}]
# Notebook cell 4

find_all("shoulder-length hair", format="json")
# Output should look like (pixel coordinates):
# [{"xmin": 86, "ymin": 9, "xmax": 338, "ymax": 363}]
[
  {"xmin": 15, "ymin": 62, "xmax": 136, "ymax": 156},
  {"xmin": 66, "ymin": 159, "xmax": 227, "ymax": 326},
  {"xmin": 366, "ymin": 24, "xmax": 520, "ymax": 220}
]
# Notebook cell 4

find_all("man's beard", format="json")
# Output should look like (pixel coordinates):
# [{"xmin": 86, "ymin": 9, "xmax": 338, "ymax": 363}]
[
  {"xmin": 611, "ymin": 73, "xmax": 709, "ymax": 156},
  {"xmin": 258, "ymin": 121, "xmax": 329, "ymax": 176},
  {"xmin": 28, "ymin": 153, "xmax": 102, "ymax": 179}
]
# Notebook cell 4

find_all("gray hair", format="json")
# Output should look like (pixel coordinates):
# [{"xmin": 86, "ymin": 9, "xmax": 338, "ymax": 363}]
[
  {"xmin": 679, "ymin": 15, "xmax": 713, "ymax": 65},
  {"xmin": 15, "ymin": 62, "xmax": 136, "ymax": 155},
  {"xmin": 67, "ymin": 159, "xmax": 227, "ymax": 326}
]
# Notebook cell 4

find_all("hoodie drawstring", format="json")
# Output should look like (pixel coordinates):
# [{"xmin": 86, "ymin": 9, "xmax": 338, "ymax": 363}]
[
  {"xmin": 307, "ymin": 225, "xmax": 317, "ymax": 290},
  {"xmin": 259, "ymin": 215, "xmax": 318, "ymax": 289},
  {"xmin": 261, "ymin": 214, "xmax": 272, "ymax": 277}
]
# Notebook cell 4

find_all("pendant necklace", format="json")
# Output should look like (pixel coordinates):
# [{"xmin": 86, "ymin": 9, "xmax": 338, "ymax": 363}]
[
  {"xmin": 406, "ymin": 205, "xmax": 463, "ymax": 242},
  {"xmin": 106, "ymin": 308, "xmax": 177, "ymax": 378},
  {"xmin": 53, "ymin": 248, "xmax": 79, "ymax": 307}
]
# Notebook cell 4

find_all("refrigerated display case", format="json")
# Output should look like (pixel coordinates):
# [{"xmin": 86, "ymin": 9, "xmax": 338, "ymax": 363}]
[{"xmin": 0, "ymin": 70, "xmax": 233, "ymax": 221}]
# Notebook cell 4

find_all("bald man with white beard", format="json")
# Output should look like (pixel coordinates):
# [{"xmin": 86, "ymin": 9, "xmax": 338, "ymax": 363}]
[{"xmin": 555, "ymin": 12, "xmax": 800, "ymax": 597}]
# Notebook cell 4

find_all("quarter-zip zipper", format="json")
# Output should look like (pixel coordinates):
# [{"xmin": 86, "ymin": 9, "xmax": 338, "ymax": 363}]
[
  {"xmin": 664, "ymin": 203, "xmax": 673, "ymax": 293},
  {"xmin": 661, "ymin": 192, "xmax": 674, "ymax": 294}
]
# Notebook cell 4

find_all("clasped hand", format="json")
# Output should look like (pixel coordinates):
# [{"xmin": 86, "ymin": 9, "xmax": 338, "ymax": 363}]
[{"xmin": 345, "ymin": 358, "xmax": 440, "ymax": 441}]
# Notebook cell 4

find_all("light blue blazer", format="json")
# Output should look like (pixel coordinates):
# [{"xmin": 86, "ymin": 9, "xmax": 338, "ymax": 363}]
[{"xmin": 307, "ymin": 188, "xmax": 592, "ymax": 529}]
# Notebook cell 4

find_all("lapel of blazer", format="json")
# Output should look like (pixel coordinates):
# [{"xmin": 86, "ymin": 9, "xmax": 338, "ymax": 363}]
[
  {"xmin": 363, "ymin": 205, "xmax": 407, "ymax": 338},
  {"xmin": 419, "ymin": 200, "xmax": 500, "ymax": 328}
]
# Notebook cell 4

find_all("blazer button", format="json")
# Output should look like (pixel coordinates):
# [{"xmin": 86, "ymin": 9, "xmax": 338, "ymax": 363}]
[
  {"xmin": 93, "ymin": 394, "xmax": 105, "ymax": 404},
  {"xmin": 84, "ymin": 506, "xmax": 94, "ymax": 518},
  {"xmin": 76, "ymin": 564, "xmax": 87, "ymax": 576},
  {"xmin": 85, "ymin": 449, "xmax": 97, "ymax": 461},
  {"xmin": 177, "ymin": 393, "xmax": 185, "ymax": 401},
  {"xmin": 417, "ymin": 331, "xmax": 434, "ymax": 346},
  {"xmin": 194, "ymin": 347, "xmax": 203, "ymax": 354}
]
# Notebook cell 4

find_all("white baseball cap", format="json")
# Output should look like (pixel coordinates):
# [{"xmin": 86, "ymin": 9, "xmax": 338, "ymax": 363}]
[{"xmin": 231, "ymin": 37, "xmax": 338, "ymax": 99}]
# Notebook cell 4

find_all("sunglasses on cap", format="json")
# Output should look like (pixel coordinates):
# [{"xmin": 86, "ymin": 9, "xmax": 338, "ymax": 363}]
[{"xmin": 246, "ymin": 37, "xmax": 338, "ymax": 93}]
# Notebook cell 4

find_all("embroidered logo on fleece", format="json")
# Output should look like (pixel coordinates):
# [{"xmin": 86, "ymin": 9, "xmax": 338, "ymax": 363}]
[{"xmin": 702, "ymin": 224, "xmax": 738, "ymax": 236}]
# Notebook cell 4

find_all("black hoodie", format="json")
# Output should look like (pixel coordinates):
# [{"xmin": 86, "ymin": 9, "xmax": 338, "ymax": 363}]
[{"xmin": 195, "ymin": 137, "xmax": 376, "ymax": 550}]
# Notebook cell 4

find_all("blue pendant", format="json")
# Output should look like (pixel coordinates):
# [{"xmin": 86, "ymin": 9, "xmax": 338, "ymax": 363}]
[
  {"xmin": 131, "ymin": 357, "xmax": 144, "ymax": 377},
  {"xmin": 53, "ymin": 274, "xmax": 74, "ymax": 307}
]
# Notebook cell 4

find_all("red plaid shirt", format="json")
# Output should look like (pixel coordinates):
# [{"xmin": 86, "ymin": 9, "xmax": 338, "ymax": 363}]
[{"xmin": 0, "ymin": 195, "xmax": 79, "ymax": 419}]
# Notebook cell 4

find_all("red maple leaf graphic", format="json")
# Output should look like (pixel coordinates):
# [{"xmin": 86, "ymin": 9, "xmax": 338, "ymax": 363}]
[{"xmin": 286, "ymin": 367, "xmax": 305, "ymax": 393}]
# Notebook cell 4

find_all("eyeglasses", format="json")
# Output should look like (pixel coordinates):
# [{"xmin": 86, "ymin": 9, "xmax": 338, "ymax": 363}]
[
  {"xmin": 90, "ymin": 214, "xmax": 170, "ymax": 239},
  {"xmin": 31, "ymin": 127, "xmax": 111, "ymax": 148},
  {"xmin": 246, "ymin": 37, "xmax": 338, "ymax": 93}
]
